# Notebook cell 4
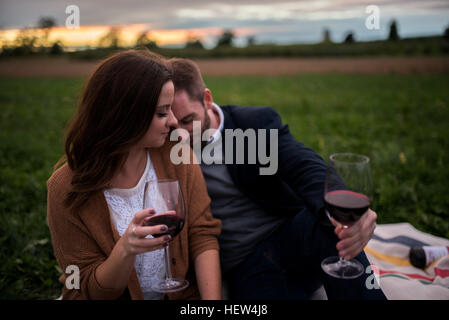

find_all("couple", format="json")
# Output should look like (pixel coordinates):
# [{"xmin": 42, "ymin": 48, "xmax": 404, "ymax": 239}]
[{"xmin": 47, "ymin": 49, "xmax": 386, "ymax": 300}]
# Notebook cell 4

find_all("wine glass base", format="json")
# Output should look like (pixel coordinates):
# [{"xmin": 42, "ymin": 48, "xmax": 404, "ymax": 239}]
[
  {"xmin": 152, "ymin": 278, "xmax": 189, "ymax": 293},
  {"xmin": 321, "ymin": 256, "xmax": 364, "ymax": 279}
]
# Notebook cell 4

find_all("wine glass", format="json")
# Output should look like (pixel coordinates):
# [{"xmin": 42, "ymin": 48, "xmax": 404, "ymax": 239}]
[
  {"xmin": 143, "ymin": 179, "xmax": 189, "ymax": 292},
  {"xmin": 321, "ymin": 153, "xmax": 373, "ymax": 279}
]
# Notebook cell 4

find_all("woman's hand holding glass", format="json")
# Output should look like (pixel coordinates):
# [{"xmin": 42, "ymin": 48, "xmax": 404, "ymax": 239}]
[{"xmin": 120, "ymin": 208, "xmax": 172, "ymax": 256}]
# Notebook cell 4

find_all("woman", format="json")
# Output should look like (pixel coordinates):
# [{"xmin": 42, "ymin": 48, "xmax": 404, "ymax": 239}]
[{"xmin": 47, "ymin": 50, "xmax": 222, "ymax": 300}]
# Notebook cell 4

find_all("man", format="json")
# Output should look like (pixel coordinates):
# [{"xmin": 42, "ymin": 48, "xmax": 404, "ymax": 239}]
[{"xmin": 168, "ymin": 58, "xmax": 386, "ymax": 300}]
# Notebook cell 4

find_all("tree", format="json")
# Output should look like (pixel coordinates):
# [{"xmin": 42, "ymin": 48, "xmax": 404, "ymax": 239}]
[
  {"xmin": 38, "ymin": 16, "xmax": 56, "ymax": 29},
  {"xmin": 50, "ymin": 41, "xmax": 63, "ymax": 55},
  {"xmin": 344, "ymin": 32, "xmax": 355, "ymax": 44},
  {"xmin": 246, "ymin": 35, "xmax": 256, "ymax": 46},
  {"xmin": 135, "ymin": 30, "xmax": 158, "ymax": 49},
  {"xmin": 322, "ymin": 28, "xmax": 332, "ymax": 43},
  {"xmin": 388, "ymin": 20, "xmax": 399, "ymax": 41},
  {"xmin": 185, "ymin": 32, "xmax": 204, "ymax": 49},
  {"xmin": 99, "ymin": 27, "xmax": 121, "ymax": 48},
  {"xmin": 216, "ymin": 29, "xmax": 234, "ymax": 47},
  {"xmin": 444, "ymin": 25, "xmax": 449, "ymax": 40},
  {"xmin": 185, "ymin": 39, "xmax": 204, "ymax": 49},
  {"xmin": 37, "ymin": 16, "xmax": 57, "ymax": 47},
  {"xmin": 13, "ymin": 28, "xmax": 39, "ymax": 55}
]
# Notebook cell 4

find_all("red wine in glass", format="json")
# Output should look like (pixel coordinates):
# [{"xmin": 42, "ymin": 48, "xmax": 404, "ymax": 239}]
[
  {"xmin": 145, "ymin": 211, "xmax": 185, "ymax": 238},
  {"xmin": 324, "ymin": 190, "xmax": 371, "ymax": 224},
  {"xmin": 321, "ymin": 153, "xmax": 373, "ymax": 279}
]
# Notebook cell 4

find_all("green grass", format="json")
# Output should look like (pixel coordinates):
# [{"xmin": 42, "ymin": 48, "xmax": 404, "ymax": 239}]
[
  {"xmin": 207, "ymin": 74, "xmax": 449, "ymax": 236},
  {"xmin": 1, "ymin": 73, "xmax": 448, "ymax": 299},
  {"xmin": 0, "ymin": 77, "xmax": 84, "ymax": 299}
]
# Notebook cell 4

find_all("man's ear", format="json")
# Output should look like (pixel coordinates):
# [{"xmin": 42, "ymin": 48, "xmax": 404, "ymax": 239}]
[{"xmin": 203, "ymin": 88, "xmax": 214, "ymax": 109}]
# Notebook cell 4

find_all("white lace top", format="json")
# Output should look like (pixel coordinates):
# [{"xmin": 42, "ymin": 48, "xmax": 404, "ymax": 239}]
[{"xmin": 104, "ymin": 152, "xmax": 165, "ymax": 300}]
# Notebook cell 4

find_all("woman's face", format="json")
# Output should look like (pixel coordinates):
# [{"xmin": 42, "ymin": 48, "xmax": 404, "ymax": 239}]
[{"xmin": 138, "ymin": 80, "xmax": 177, "ymax": 148}]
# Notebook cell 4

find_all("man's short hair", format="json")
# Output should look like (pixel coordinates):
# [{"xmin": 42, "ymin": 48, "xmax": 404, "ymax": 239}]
[{"xmin": 169, "ymin": 58, "xmax": 206, "ymax": 104}]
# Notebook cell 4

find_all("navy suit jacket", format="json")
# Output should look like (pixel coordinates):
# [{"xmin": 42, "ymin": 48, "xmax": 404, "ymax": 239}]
[{"xmin": 219, "ymin": 105, "xmax": 329, "ymax": 221}]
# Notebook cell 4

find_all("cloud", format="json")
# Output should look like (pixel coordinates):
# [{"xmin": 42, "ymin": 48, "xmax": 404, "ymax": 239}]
[
  {"xmin": 173, "ymin": 0, "xmax": 449, "ymax": 23},
  {"xmin": 1, "ymin": 0, "xmax": 448, "ymax": 29},
  {"xmin": 0, "ymin": 0, "xmax": 448, "ymax": 44},
  {"xmin": 174, "ymin": 1, "xmax": 361, "ymax": 21}
]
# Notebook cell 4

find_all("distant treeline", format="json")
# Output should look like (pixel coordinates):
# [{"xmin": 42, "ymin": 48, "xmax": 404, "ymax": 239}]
[
  {"xmin": 2, "ymin": 36, "xmax": 448, "ymax": 60},
  {"xmin": 63, "ymin": 36, "xmax": 449, "ymax": 60},
  {"xmin": 1, "ymin": 16, "xmax": 449, "ymax": 59}
]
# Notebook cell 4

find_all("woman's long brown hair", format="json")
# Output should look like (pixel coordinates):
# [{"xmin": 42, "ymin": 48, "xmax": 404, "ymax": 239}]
[{"xmin": 61, "ymin": 49, "xmax": 172, "ymax": 211}]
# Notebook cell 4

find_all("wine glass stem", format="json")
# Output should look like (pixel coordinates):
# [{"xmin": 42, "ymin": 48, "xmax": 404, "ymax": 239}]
[
  {"xmin": 338, "ymin": 256, "xmax": 347, "ymax": 277},
  {"xmin": 164, "ymin": 245, "xmax": 172, "ymax": 281}
]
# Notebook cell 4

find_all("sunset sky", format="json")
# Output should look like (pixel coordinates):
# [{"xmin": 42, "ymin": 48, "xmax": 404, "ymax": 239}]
[{"xmin": 0, "ymin": 0, "xmax": 448, "ymax": 48}]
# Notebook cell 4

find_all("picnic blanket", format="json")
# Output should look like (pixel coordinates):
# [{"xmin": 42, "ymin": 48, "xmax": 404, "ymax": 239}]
[{"xmin": 365, "ymin": 223, "xmax": 449, "ymax": 300}]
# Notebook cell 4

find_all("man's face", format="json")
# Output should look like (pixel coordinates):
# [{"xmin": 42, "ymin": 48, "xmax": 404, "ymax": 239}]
[{"xmin": 171, "ymin": 90, "xmax": 210, "ymax": 145}]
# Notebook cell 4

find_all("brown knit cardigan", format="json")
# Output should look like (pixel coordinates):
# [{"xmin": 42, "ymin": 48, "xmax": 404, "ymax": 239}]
[{"xmin": 47, "ymin": 142, "xmax": 221, "ymax": 300}]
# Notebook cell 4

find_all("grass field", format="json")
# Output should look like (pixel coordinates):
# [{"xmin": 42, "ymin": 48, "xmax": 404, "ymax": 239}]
[{"xmin": 1, "ymin": 73, "xmax": 448, "ymax": 299}]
